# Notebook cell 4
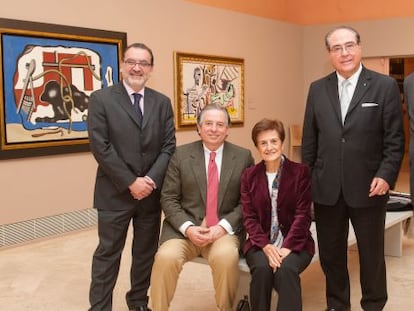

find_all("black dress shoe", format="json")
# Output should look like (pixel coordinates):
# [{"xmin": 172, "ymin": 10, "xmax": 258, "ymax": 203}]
[{"xmin": 129, "ymin": 306, "xmax": 151, "ymax": 311}]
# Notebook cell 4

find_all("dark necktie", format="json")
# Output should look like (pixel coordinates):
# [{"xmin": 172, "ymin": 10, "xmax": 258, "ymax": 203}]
[
  {"xmin": 206, "ymin": 151, "xmax": 219, "ymax": 227},
  {"xmin": 132, "ymin": 93, "xmax": 143, "ymax": 126}
]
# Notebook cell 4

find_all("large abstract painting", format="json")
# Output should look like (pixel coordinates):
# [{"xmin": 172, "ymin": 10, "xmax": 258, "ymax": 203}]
[{"xmin": 0, "ymin": 18, "xmax": 126, "ymax": 159}]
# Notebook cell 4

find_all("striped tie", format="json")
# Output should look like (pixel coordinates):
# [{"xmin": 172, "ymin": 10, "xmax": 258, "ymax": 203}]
[{"xmin": 132, "ymin": 93, "xmax": 143, "ymax": 126}]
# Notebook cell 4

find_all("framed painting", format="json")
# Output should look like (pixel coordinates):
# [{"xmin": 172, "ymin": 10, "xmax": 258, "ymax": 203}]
[
  {"xmin": 174, "ymin": 52, "xmax": 244, "ymax": 130},
  {"xmin": 0, "ymin": 18, "xmax": 127, "ymax": 159}
]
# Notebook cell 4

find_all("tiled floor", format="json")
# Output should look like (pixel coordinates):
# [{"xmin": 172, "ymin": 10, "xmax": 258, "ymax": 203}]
[{"xmin": 0, "ymin": 161, "xmax": 413, "ymax": 311}]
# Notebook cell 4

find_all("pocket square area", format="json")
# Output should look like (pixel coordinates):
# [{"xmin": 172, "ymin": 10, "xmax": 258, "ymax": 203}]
[{"xmin": 361, "ymin": 102, "xmax": 379, "ymax": 107}]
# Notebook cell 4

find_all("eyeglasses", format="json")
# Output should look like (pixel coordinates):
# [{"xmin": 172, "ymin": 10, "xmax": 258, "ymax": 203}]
[
  {"xmin": 329, "ymin": 42, "xmax": 359, "ymax": 55},
  {"xmin": 124, "ymin": 59, "xmax": 152, "ymax": 68}
]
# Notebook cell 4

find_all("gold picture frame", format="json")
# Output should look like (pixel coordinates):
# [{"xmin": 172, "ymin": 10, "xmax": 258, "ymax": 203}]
[{"xmin": 174, "ymin": 52, "xmax": 244, "ymax": 130}]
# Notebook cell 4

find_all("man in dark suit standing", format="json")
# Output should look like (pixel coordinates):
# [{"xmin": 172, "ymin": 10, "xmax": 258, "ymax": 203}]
[
  {"xmin": 150, "ymin": 103, "xmax": 254, "ymax": 311},
  {"xmin": 404, "ymin": 72, "xmax": 414, "ymax": 202},
  {"xmin": 302, "ymin": 26, "xmax": 404, "ymax": 311},
  {"xmin": 88, "ymin": 43, "xmax": 176, "ymax": 311}
]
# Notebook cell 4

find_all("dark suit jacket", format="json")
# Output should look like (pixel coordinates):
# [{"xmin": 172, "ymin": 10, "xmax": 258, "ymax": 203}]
[
  {"xmin": 159, "ymin": 140, "xmax": 254, "ymax": 245},
  {"xmin": 88, "ymin": 82, "xmax": 176, "ymax": 212},
  {"xmin": 241, "ymin": 158, "xmax": 315, "ymax": 256},
  {"xmin": 302, "ymin": 66, "xmax": 404, "ymax": 208},
  {"xmin": 404, "ymin": 72, "xmax": 414, "ymax": 199}
]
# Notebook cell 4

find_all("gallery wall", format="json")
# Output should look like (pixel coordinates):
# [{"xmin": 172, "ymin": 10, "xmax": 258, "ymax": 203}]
[
  {"xmin": 303, "ymin": 18, "xmax": 414, "ymax": 95},
  {"xmin": 0, "ymin": 0, "xmax": 303, "ymax": 224},
  {"xmin": 2, "ymin": 0, "xmax": 414, "ymax": 226}
]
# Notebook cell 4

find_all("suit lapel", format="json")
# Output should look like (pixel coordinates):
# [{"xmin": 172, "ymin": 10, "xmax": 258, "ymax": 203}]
[
  {"xmin": 326, "ymin": 73, "xmax": 343, "ymax": 125},
  {"xmin": 141, "ymin": 89, "xmax": 154, "ymax": 129},
  {"xmin": 189, "ymin": 142, "xmax": 236, "ymax": 210},
  {"xmin": 346, "ymin": 67, "xmax": 371, "ymax": 117},
  {"xmin": 218, "ymin": 142, "xmax": 234, "ymax": 209},
  {"xmin": 277, "ymin": 158, "xmax": 293, "ymax": 207},
  {"xmin": 256, "ymin": 162, "xmax": 272, "ymax": 211},
  {"xmin": 115, "ymin": 83, "xmax": 143, "ymax": 128},
  {"xmin": 189, "ymin": 144, "xmax": 207, "ymax": 205}
]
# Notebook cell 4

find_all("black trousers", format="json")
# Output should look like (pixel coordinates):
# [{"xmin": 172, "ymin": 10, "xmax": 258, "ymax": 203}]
[
  {"xmin": 245, "ymin": 247, "xmax": 312, "ymax": 311},
  {"xmin": 314, "ymin": 195, "xmax": 387, "ymax": 311},
  {"xmin": 89, "ymin": 204, "xmax": 161, "ymax": 311}
]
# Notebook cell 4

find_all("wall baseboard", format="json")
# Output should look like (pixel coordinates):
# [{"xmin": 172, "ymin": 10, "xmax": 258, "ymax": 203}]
[{"xmin": 0, "ymin": 208, "xmax": 97, "ymax": 248}]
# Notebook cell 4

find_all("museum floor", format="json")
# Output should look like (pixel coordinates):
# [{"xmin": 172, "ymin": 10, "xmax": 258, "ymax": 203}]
[{"xmin": 0, "ymin": 160, "xmax": 413, "ymax": 311}]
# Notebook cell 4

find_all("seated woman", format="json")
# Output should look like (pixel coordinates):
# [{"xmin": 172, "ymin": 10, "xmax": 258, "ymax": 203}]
[{"xmin": 241, "ymin": 118, "xmax": 315, "ymax": 311}]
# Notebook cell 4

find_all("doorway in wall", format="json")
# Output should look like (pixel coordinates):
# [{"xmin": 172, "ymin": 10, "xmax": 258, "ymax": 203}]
[
  {"xmin": 363, "ymin": 56, "xmax": 414, "ymax": 173},
  {"xmin": 389, "ymin": 57, "xmax": 414, "ymax": 153}
]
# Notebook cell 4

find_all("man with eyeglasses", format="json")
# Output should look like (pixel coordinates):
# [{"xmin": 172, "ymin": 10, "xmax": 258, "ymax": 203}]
[
  {"xmin": 88, "ymin": 43, "xmax": 176, "ymax": 311},
  {"xmin": 302, "ymin": 26, "xmax": 404, "ymax": 311}
]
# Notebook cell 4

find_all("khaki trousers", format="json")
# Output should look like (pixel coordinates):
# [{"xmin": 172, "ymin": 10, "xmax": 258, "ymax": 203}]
[{"xmin": 150, "ymin": 234, "xmax": 240, "ymax": 311}]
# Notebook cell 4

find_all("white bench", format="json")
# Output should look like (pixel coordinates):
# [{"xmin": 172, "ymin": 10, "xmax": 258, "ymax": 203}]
[
  {"xmin": 314, "ymin": 210, "xmax": 414, "ymax": 259},
  {"xmin": 191, "ymin": 210, "xmax": 413, "ymax": 307}
]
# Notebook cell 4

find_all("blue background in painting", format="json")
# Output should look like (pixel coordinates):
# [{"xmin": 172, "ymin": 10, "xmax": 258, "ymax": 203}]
[{"xmin": 2, "ymin": 34, "xmax": 120, "ymax": 130}]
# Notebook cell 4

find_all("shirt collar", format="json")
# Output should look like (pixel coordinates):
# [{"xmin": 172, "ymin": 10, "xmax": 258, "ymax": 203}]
[
  {"xmin": 203, "ymin": 143, "xmax": 224, "ymax": 156},
  {"xmin": 336, "ymin": 63, "xmax": 362, "ymax": 86},
  {"xmin": 123, "ymin": 80, "xmax": 144, "ymax": 97}
]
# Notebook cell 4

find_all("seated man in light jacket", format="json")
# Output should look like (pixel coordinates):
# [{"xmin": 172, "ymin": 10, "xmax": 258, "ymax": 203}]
[{"xmin": 150, "ymin": 103, "xmax": 254, "ymax": 311}]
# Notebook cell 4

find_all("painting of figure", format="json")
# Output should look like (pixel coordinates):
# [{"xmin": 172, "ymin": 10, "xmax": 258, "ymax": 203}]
[{"xmin": 174, "ymin": 52, "xmax": 244, "ymax": 129}]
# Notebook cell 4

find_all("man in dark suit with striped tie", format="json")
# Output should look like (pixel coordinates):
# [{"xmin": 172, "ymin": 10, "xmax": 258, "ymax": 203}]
[{"xmin": 88, "ymin": 43, "xmax": 176, "ymax": 311}]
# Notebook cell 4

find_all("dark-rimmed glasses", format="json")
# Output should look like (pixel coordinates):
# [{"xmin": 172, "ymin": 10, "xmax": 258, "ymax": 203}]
[
  {"xmin": 330, "ymin": 42, "xmax": 359, "ymax": 55},
  {"xmin": 124, "ymin": 59, "xmax": 153, "ymax": 68}
]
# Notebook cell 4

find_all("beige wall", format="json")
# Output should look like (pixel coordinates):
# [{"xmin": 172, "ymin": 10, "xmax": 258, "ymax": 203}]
[
  {"xmin": 303, "ymin": 18, "xmax": 414, "ymax": 96},
  {"xmin": 0, "ymin": 0, "xmax": 303, "ymax": 224},
  {"xmin": 2, "ymin": 1, "xmax": 414, "ymax": 225}
]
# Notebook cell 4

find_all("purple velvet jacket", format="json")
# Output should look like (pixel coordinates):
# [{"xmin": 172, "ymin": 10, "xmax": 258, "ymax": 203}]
[{"xmin": 241, "ymin": 157, "xmax": 315, "ymax": 256}]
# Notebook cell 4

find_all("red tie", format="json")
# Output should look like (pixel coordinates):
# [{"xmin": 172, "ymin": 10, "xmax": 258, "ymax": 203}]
[{"xmin": 206, "ymin": 151, "xmax": 219, "ymax": 227}]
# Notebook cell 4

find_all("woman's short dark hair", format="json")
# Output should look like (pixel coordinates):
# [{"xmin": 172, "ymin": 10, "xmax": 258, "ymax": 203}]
[{"xmin": 251, "ymin": 118, "xmax": 285, "ymax": 146}]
